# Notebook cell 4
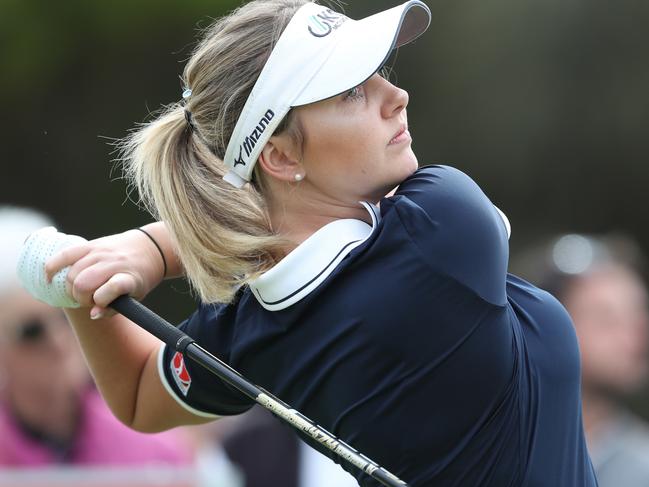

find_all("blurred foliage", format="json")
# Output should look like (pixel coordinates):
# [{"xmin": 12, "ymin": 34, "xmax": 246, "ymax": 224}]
[
  {"xmin": 0, "ymin": 0, "xmax": 240, "ymax": 91},
  {"xmin": 1, "ymin": 0, "xmax": 648, "ymax": 321}
]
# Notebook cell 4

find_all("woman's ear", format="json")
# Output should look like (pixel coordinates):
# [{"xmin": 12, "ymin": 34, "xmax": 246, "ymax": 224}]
[{"xmin": 257, "ymin": 134, "xmax": 303, "ymax": 183}]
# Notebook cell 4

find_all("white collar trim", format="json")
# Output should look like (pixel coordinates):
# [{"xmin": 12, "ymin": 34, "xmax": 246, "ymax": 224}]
[{"xmin": 249, "ymin": 202, "xmax": 380, "ymax": 311}]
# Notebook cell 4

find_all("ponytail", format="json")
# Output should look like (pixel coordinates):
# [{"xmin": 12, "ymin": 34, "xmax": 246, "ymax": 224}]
[
  {"xmin": 119, "ymin": 0, "xmax": 310, "ymax": 303},
  {"xmin": 120, "ymin": 104, "xmax": 284, "ymax": 303}
]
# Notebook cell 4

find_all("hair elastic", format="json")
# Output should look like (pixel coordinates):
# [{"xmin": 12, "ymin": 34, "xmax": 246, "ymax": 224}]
[
  {"xmin": 184, "ymin": 108, "xmax": 195, "ymax": 132},
  {"xmin": 182, "ymin": 87, "xmax": 195, "ymax": 132},
  {"xmin": 136, "ymin": 228, "xmax": 167, "ymax": 278}
]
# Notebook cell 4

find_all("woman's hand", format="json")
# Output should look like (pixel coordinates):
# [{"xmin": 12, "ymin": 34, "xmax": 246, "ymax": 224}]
[{"xmin": 45, "ymin": 226, "xmax": 171, "ymax": 320}]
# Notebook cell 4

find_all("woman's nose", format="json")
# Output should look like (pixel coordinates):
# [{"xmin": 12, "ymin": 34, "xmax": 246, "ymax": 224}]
[{"xmin": 382, "ymin": 82, "xmax": 409, "ymax": 119}]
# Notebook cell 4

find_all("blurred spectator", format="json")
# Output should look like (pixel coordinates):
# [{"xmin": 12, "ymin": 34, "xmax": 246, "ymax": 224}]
[
  {"xmin": 0, "ymin": 205, "xmax": 344, "ymax": 487},
  {"xmin": 514, "ymin": 234, "xmax": 649, "ymax": 487},
  {"xmin": 0, "ymin": 206, "xmax": 192, "ymax": 467}
]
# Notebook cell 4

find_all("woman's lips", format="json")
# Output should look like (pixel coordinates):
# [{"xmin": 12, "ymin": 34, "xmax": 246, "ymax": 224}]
[{"xmin": 389, "ymin": 126, "xmax": 411, "ymax": 145}]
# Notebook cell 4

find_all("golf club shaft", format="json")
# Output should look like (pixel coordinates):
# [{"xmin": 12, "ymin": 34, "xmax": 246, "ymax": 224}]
[{"xmin": 109, "ymin": 295, "xmax": 408, "ymax": 487}]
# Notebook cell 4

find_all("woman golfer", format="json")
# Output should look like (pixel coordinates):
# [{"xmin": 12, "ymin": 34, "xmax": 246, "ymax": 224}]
[{"xmin": 20, "ymin": 0, "xmax": 598, "ymax": 485}]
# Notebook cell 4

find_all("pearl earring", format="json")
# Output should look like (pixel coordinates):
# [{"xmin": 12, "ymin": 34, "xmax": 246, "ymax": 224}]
[{"xmin": 294, "ymin": 173, "xmax": 304, "ymax": 182}]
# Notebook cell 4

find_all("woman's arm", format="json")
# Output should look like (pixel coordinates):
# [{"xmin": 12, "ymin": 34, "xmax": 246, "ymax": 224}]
[
  {"xmin": 46, "ymin": 222, "xmax": 182, "ymax": 319},
  {"xmin": 389, "ymin": 165, "xmax": 510, "ymax": 306},
  {"xmin": 45, "ymin": 223, "xmax": 213, "ymax": 431},
  {"xmin": 138, "ymin": 221, "xmax": 185, "ymax": 279},
  {"xmin": 63, "ymin": 310, "xmax": 210, "ymax": 431}
]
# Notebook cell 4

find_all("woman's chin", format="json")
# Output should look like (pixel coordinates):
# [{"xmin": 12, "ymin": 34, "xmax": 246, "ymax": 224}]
[{"xmin": 399, "ymin": 153, "xmax": 419, "ymax": 179}]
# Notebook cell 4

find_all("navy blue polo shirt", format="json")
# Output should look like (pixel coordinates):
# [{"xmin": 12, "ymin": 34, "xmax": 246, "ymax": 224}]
[{"xmin": 159, "ymin": 165, "xmax": 598, "ymax": 486}]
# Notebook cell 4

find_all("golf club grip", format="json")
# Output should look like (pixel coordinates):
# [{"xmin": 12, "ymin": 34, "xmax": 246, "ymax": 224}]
[
  {"xmin": 109, "ymin": 295, "xmax": 193, "ymax": 353},
  {"xmin": 108, "ymin": 295, "xmax": 409, "ymax": 487}
]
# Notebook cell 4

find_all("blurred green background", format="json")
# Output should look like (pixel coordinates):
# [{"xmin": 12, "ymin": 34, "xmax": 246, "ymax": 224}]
[{"xmin": 1, "ymin": 0, "xmax": 648, "ymax": 323}]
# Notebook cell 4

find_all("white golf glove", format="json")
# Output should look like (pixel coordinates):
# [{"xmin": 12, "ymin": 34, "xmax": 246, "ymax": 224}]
[{"xmin": 17, "ymin": 226, "xmax": 87, "ymax": 308}]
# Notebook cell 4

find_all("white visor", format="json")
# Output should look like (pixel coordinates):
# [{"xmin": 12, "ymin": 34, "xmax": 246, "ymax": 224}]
[{"xmin": 223, "ymin": 0, "xmax": 432, "ymax": 188}]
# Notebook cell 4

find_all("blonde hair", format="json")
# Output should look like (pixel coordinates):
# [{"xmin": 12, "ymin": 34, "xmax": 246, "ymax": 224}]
[{"xmin": 120, "ymin": 0, "xmax": 312, "ymax": 303}]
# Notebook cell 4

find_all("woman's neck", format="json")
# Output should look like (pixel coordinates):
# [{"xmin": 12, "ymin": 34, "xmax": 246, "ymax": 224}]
[{"xmin": 268, "ymin": 195, "xmax": 372, "ymax": 250}]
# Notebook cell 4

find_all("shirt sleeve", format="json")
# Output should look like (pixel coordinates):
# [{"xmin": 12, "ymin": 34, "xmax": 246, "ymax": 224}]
[
  {"xmin": 384, "ymin": 165, "xmax": 510, "ymax": 306},
  {"xmin": 158, "ymin": 302, "xmax": 255, "ymax": 417}
]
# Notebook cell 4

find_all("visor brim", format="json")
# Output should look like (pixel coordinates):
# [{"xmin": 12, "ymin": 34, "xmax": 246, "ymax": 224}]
[{"xmin": 292, "ymin": 0, "xmax": 431, "ymax": 106}]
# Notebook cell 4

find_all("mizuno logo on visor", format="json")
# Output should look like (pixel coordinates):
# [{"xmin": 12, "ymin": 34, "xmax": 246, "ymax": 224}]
[{"xmin": 235, "ymin": 109, "xmax": 275, "ymax": 167}]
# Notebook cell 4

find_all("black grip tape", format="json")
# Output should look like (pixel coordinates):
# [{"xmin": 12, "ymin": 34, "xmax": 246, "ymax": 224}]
[{"xmin": 109, "ymin": 295, "xmax": 194, "ymax": 353}]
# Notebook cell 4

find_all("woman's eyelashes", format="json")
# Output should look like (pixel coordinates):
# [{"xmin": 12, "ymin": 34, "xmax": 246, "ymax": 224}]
[{"xmin": 343, "ymin": 85, "xmax": 364, "ymax": 101}]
